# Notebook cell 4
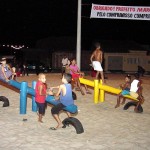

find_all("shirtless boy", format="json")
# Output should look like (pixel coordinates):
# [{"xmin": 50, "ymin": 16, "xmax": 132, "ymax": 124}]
[{"xmin": 90, "ymin": 42, "xmax": 105, "ymax": 83}]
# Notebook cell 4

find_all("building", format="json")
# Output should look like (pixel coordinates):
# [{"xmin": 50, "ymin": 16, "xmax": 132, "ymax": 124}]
[{"xmin": 104, "ymin": 50, "xmax": 150, "ymax": 72}]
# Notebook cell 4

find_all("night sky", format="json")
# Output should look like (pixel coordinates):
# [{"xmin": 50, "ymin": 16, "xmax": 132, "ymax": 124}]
[{"xmin": 0, "ymin": 0, "xmax": 150, "ymax": 48}]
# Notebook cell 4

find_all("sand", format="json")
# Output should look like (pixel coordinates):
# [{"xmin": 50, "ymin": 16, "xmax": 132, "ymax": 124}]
[{"xmin": 0, "ymin": 73, "xmax": 150, "ymax": 150}]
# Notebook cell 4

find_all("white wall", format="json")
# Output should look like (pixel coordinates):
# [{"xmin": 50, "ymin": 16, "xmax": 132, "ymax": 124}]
[{"xmin": 104, "ymin": 51, "xmax": 150, "ymax": 72}]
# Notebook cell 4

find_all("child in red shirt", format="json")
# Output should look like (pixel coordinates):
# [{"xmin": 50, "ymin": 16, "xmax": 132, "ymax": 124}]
[{"xmin": 35, "ymin": 73, "xmax": 47, "ymax": 123}]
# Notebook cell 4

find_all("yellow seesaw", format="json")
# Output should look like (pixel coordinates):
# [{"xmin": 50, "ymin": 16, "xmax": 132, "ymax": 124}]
[{"xmin": 79, "ymin": 78, "xmax": 138, "ymax": 104}]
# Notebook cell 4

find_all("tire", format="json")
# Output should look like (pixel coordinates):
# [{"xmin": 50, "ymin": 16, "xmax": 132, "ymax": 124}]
[
  {"xmin": 123, "ymin": 101, "xmax": 143, "ymax": 113},
  {"xmin": 62, "ymin": 117, "xmax": 84, "ymax": 134},
  {"xmin": 0, "ymin": 96, "xmax": 9, "ymax": 107},
  {"xmin": 72, "ymin": 91, "xmax": 77, "ymax": 100}
]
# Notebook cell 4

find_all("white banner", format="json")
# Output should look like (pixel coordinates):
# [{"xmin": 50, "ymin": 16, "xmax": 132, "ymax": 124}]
[{"xmin": 90, "ymin": 4, "xmax": 150, "ymax": 20}]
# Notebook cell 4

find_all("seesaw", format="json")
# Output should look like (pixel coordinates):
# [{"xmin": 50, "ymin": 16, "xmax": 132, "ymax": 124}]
[
  {"xmin": 46, "ymin": 95, "xmax": 84, "ymax": 134},
  {"xmin": 0, "ymin": 79, "xmax": 37, "ymax": 114},
  {"xmin": 79, "ymin": 78, "xmax": 143, "ymax": 113},
  {"xmin": 0, "ymin": 79, "xmax": 84, "ymax": 134}
]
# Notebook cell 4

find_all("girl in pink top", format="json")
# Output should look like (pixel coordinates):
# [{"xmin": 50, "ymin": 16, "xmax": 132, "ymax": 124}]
[{"xmin": 69, "ymin": 59, "xmax": 91, "ymax": 95}]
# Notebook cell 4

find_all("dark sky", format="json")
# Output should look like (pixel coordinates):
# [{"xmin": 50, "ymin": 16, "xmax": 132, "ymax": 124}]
[{"xmin": 0, "ymin": 0, "xmax": 150, "ymax": 48}]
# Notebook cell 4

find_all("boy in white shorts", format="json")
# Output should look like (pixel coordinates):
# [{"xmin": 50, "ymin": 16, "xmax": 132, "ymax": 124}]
[{"xmin": 90, "ymin": 42, "xmax": 105, "ymax": 83}]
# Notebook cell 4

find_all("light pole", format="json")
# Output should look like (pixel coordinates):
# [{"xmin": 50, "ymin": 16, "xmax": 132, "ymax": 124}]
[{"xmin": 76, "ymin": 0, "xmax": 81, "ymax": 69}]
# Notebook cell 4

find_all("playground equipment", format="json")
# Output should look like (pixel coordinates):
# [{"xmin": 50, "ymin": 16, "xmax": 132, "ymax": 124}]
[
  {"xmin": 0, "ymin": 79, "xmax": 84, "ymax": 133},
  {"xmin": 0, "ymin": 80, "xmax": 79, "ymax": 114},
  {"xmin": 0, "ymin": 79, "xmax": 37, "ymax": 114},
  {"xmin": 79, "ymin": 78, "xmax": 143, "ymax": 113},
  {"xmin": 46, "ymin": 95, "xmax": 84, "ymax": 134},
  {"xmin": 123, "ymin": 101, "xmax": 143, "ymax": 113}
]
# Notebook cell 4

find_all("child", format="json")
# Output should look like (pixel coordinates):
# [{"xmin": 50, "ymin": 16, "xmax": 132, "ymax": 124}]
[
  {"xmin": 115, "ymin": 74, "xmax": 131, "ymax": 108},
  {"xmin": 129, "ymin": 73, "xmax": 144, "ymax": 112},
  {"xmin": 65, "ymin": 59, "xmax": 71, "ymax": 74},
  {"xmin": 0, "ymin": 57, "xmax": 15, "ymax": 82},
  {"xmin": 49, "ymin": 73, "xmax": 74, "ymax": 130},
  {"xmin": 90, "ymin": 42, "xmax": 105, "ymax": 83},
  {"xmin": 35, "ymin": 73, "xmax": 47, "ymax": 123},
  {"xmin": 69, "ymin": 58, "xmax": 91, "ymax": 95}
]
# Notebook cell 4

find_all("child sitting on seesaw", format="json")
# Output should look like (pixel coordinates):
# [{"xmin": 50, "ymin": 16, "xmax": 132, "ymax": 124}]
[
  {"xmin": 129, "ymin": 73, "xmax": 144, "ymax": 112},
  {"xmin": 115, "ymin": 74, "xmax": 131, "ymax": 108},
  {"xmin": 0, "ymin": 57, "xmax": 16, "ymax": 82},
  {"xmin": 69, "ymin": 58, "xmax": 91, "ymax": 95},
  {"xmin": 48, "ymin": 73, "xmax": 74, "ymax": 130},
  {"xmin": 115, "ymin": 73, "xmax": 144, "ymax": 112}
]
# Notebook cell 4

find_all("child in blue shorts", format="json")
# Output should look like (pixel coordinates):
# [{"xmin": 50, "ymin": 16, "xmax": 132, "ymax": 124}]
[
  {"xmin": 115, "ymin": 74, "xmax": 131, "ymax": 108},
  {"xmin": 49, "ymin": 73, "xmax": 74, "ymax": 130}
]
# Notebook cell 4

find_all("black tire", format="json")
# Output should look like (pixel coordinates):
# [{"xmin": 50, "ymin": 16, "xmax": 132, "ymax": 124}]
[
  {"xmin": 72, "ymin": 91, "xmax": 77, "ymax": 100},
  {"xmin": 0, "ymin": 96, "xmax": 9, "ymax": 107},
  {"xmin": 123, "ymin": 101, "xmax": 143, "ymax": 113},
  {"xmin": 62, "ymin": 117, "xmax": 84, "ymax": 134}
]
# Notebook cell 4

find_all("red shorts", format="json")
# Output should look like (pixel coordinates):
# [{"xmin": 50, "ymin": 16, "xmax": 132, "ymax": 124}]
[{"xmin": 72, "ymin": 73, "xmax": 80, "ymax": 79}]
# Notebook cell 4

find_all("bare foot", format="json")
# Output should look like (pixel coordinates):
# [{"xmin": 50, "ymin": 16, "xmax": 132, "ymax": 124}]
[
  {"xmin": 81, "ymin": 91, "xmax": 85, "ymax": 95},
  {"xmin": 75, "ymin": 87, "xmax": 80, "ymax": 91},
  {"xmin": 134, "ymin": 107, "xmax": 139, "ymax": 113},
  {"xmin": 115, "ymin": 104, "xmax": 120, "ymax": 108},
  {"xmin": 38, "ymin": 119, "xmax": 43, "ymax": 123},
  {"xmin": 78, "ymin": 88, "xmax": 85, "ymax": 95},
  {"xmin": 49, "ymin": 124, "xmax": 64, "ymax": 130},
  {"xmin": 56, "ymin": 124, "xmax": 64, "ymax": 129},
  {"xmin": 121, "ymin": 101, "xmax": 125, "ymax": 105},
  {"xmin": 140, "ymin": 98, "xmax": 145, "ymax": 104},
  {"xmin": 37, "ymin": 112, "xmax": 39, "ymax": 116}
]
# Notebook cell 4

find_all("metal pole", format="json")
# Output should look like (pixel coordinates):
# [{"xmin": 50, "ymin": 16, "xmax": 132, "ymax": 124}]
[{"xmin": 76, "ymin": 0, "xmax": 81, "ymax": 69}]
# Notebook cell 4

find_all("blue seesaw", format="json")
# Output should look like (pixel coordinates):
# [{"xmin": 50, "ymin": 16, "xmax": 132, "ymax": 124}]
[
  {"xmin": 46, "ymin": 95, "xmax": 78, "ymax": 114},
  {"xmin": 0, "ymin": 79, "xmax": 84, "ymax": 134},
  {"xmin": 2, "ymin": 79, "xmax": 37, "ymax": 114},
  {"xmin": 0, "ymin": 79, "xmax": 78, "ymax": 114}
]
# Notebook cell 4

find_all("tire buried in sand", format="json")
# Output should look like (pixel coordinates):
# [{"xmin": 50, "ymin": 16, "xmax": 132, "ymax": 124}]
[
  {"xmin": 0, "ymin": 96, "xmax": 9, "ymax": 107},
  {"xmin": 123, "ymin": 101, "xmax": 143, "ymax": 113},
  {"xmin": 62, "ymin": 117, "xmax": 84, "ymax": 134}
]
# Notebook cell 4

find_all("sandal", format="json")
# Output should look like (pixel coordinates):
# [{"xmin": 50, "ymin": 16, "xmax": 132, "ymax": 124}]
[
  {"xmin": 86, "ymin": 91, "xmax": 92, "ymax": 94},
  {"xmin": 49, "ymin": 127, "xmax": 57, "ymax": 130}
]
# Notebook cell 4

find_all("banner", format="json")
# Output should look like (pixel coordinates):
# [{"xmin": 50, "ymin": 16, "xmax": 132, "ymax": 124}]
[{"xmin": 90, "ymin": 4, "xmax": 150, "ymax": 20}]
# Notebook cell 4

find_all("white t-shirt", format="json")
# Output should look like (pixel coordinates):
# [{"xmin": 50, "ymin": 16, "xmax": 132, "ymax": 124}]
[
  {"xmin": 62, "ymin": 58, "xmax": 68, "ymax": 66},
  {"xmin": 130, "ymin": 79, "xmax": 139, "ymax": 92}
]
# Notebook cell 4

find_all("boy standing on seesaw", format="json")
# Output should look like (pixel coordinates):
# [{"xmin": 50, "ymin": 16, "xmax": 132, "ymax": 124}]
[
  {"xmin": 35, "ymin": 73, "xmax": 47, "ymax": 123},
  {"xmin": 49, "ymin": 73, "xmax": 74, "ymax": 130},
  {"xmin": 90, "ymin": 42, "xmax": 105, "ymax": 83}
]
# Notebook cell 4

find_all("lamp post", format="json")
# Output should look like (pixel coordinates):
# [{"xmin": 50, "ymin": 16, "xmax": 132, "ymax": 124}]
[{"xmin": 76, "ymin": 0, "xmax": 81, "ymax": 69}]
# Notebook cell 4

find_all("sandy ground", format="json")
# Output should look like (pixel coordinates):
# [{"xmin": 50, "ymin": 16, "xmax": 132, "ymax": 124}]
[{"xmin": 0, "ymin": 73, "xmax": 150, "ymax": 150}]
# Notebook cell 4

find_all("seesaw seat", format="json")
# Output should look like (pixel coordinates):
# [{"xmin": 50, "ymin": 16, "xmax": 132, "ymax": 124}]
[{"xmin": 46, "ymin": 95, "xmax": 78, "ymax": 114}]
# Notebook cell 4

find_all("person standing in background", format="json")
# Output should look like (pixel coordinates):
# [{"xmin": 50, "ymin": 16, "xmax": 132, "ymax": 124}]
[{"xmin": 61, "ymin": 55, "xmax": 69, "ymax": 76}]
